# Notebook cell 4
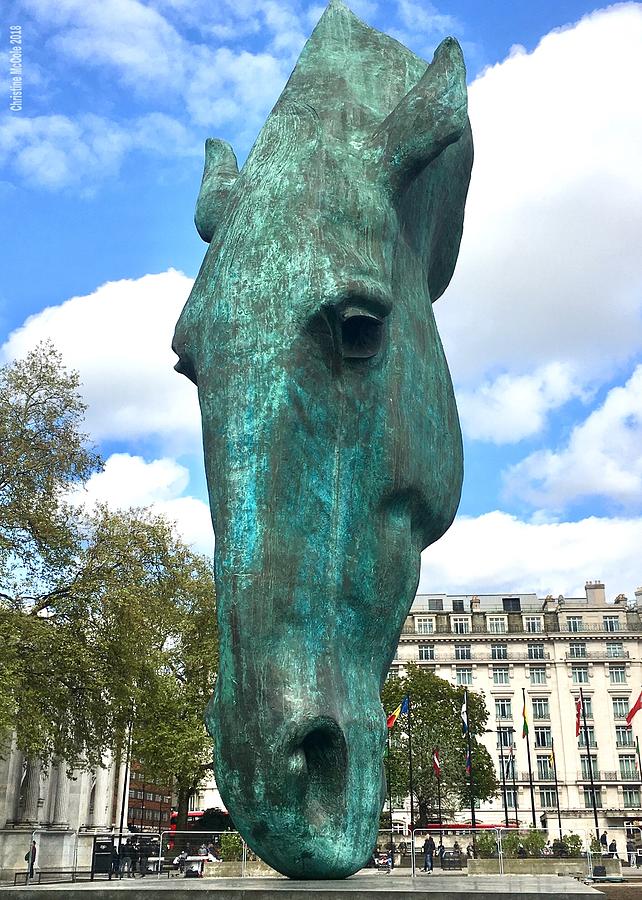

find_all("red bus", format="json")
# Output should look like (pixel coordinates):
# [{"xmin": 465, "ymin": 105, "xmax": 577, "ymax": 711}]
[{"xmin": 169, "ymin": 810, "xmax": 204, "ymax": 831}]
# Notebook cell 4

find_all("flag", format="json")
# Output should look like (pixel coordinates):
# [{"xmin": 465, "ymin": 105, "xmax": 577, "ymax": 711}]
[
  {"xmin": 461, "ymin": 691, "xmax": 468, "ymax": 736},
  {"xmin": 432, "ymin": 747, "xmax": 441, "ymax": 778},
  {"xmin": 386, "ymin": 703, "xmax": 402, "ymax": 729},
  {"xmin": 465, "ymin": 747, "xmax": 471, "ymax": 776},
  {"xmin": 386, "ymin": 696, "xmax": 409, "ymax": 729},
  {"xmin": 549, "ymin": 741, "xmax": 556, "ymax": 770},
  {"xmin": 575, "ymin": 697, "xmax": 582, "ymax": 736},
  {"xmin": 626, "ymin": 690, "xmax": 642, "ymax": 726},
  {"xmin": 522, "ymin": 696, "xmax": 529, "ymax": 739}
]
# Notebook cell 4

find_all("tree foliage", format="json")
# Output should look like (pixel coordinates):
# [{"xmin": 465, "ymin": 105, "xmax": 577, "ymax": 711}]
[
  {"xmin": 0, "ymin": 344, "xmax": 219, "ymax": 804},
  {"xmin": 381, "ymin": 665, "xmax": 498, "ymax": 826}
]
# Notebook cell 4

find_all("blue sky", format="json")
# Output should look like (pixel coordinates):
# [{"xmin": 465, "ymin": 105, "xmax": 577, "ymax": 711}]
[{"xmin": 2, "ymin": 0, "xmax": 641, "ymax": 600}]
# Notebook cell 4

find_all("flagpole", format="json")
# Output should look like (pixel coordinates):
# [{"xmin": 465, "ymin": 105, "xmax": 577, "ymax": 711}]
[
  {"xmin": 464, "ymin": 689, "xmax": 476, "ymax": 830},
  {"xmin": 510, "ymin": 744, "xmax": 519, "ymax": 825},
  {"xmin": 434, "ymin": 749, "xmax": 443, "ymax": 843},
  {"xmin": 580, "ymin": 687, "xmax": 600, "ymax": 844},
  {"xmin": 386, "ymin": 728, "xmax": 393, "ymax": 831},
  {"xmin": 636, "ymin": 736, "xmax": 642, "ymax": 793},
  {"xmin": 407, "ymin": 695, "xmax": 415, "ymax": 834},
  {"xmin": 551, "ymin": 737, "xmax": 562, "ymax": 842},
  {"xmin": 498, "ymin": 732, "xmax": 509, "ymax": 827},
  {"xmin": 522, "ymin": 688, "xmax": 537, "ymax": 828}
]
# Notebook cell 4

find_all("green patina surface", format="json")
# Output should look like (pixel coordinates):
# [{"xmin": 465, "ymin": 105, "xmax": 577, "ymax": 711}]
[{"xmin": 172, "ymin": 0, "xmax": 472, "ymax": 880}]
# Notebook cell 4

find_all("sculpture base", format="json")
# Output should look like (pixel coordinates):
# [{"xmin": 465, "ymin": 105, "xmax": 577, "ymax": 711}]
[{"xmin": 1, "ymin": 874, "xmax": 601, "ymax": 899}]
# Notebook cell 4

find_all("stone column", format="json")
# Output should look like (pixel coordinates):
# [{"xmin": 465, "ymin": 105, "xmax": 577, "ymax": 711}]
[
  {"xmin": 52, "ymin": 761, "xmax": 71, "ymax": 827},
  {"xmin": 89, "ymin": 764, "xmax": 110, "ymax": 828},
  {"xmin": 17, "ymin": 758, "xmax": 41, "ymax": 824}
]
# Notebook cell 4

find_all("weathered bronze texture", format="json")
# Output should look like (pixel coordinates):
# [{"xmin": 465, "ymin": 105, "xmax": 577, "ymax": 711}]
[{"xmin": 173, "ymin": 0, "xmax": 472, "ymax": 879}]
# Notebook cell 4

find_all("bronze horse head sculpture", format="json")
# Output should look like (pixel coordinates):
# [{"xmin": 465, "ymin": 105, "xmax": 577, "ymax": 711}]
[{"xmin": 173, "ymin": 0, "xmax": 472, "ymax": 879}]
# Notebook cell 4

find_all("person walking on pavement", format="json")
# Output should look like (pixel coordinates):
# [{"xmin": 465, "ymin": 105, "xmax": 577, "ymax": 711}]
[
  {"xmin": 422, "ymin": 835, "xmax": 436, "ymax": 872},
  {"xmin": 24, "ymin": 841, "xmax": 36, "ymax": 880}
]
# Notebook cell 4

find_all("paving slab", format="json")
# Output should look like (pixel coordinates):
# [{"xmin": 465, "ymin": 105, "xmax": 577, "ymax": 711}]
[{"xmin": 0, "ymin": 874, "xmax": 602, "ymax": 899}]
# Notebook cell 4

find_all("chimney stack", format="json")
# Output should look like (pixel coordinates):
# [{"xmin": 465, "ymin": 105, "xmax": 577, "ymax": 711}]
[{"xmin": 585, "ymin": 581, "xmax": 606, "ymax": 606}]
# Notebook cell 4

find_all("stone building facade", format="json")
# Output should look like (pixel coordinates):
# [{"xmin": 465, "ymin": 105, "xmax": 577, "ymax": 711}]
[
  {"xmin": 0, "ymin": 747, "xmax": 127, "ymax": 881},
  {"xmin": 389, "ymin": 580, "xmax": 642, "ymax": 838}
]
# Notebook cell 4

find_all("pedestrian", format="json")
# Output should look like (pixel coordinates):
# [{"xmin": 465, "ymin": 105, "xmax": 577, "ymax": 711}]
[
  {"xmin": 600, "ymin": 831, "xmax": 608, "ymax": 852},
  {"xmin": 119, "ymin": 840, "xmax": 133, "ymax": 878},
  {"xmin": 385, "ymin": 837, "xmax": 396, "ymax": 870},
  {"xmin": 422, "ymin": 834, "xmax": 436, "ymax": 872},
  {"xmin": 517, "ymin": 843, "xmax": 527, "ymax": 858},
  {"xmin": 24, "ymin": 841, "xmax": 36, "ymax": 880},
  {"xmin": 609, "ymin": 839, "xmax": 618, "ymax": 859},
  {"xmin": 111, "ymin": 844, "xmax": 120, "ymax": 875},
  {"xmin": 139, "ymin": 843, "xmax": 149, "ymax": 877},
  {"xmin": 626, "ymin": 838, "xmax": 635, "ymax": 867}
]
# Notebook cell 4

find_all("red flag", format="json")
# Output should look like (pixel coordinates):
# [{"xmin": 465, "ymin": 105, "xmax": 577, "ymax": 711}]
[
  {"xmin": 626, "ymin": 690, "xmax": 642, "ymax": 726},
  {"xmin": 575, "ymin": 697, "xmax": 582, "ymax": 737},
  {"xmin": 432, "ymin": 747, "xmax": 441, "ymax": 778}
]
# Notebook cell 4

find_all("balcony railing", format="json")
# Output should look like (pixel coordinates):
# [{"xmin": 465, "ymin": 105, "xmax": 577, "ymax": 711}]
[
  {"xmin": 577, "ymin": 771, "xmax": 619, "ymax": 782},
  {"xmin": 565, "ymin": 650, "xmax": 629, "ymax": 660}
]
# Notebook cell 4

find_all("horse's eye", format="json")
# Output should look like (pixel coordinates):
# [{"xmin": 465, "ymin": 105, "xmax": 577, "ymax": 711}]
[{"xmin": 339, "ymin": 307, "xmax": 384, "ymax": 359}]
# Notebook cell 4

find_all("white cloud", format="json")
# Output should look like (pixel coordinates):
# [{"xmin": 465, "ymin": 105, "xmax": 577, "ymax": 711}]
[
  {"xmin": 0, "ymin": 112, "xmax": 197, "ymax": 190},
  {"xmin": 436, "ymin": 4, "xmax": 642, "ymax": 392},
  {"xmin": 71, "ymin": 452, "xmax": 214, "ymax": 555},
  {"xmin": 458, "ymin": 362, "xmax": 586, "ymax": 443},
  {"xmin": 1, "ymin": 270, "xmax": 201, "ymax": 450},
  {"xmin": 420, "ymin": 510, "xmax": 642, "ymax": 602},
  {"xmin": 504, "ymin": 364, "xmax": 642, "ymax": 509}
]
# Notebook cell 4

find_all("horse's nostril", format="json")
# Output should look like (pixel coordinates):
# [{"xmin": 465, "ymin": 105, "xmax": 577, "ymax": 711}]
[{"xmin": 294, "ymin": 720, "xmax": 348, "ymax": 817}]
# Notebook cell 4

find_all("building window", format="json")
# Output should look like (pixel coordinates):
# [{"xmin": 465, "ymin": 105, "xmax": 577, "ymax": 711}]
[
  {"xmin": 415, "ymin": 617, "xmax": 434, "ymax": 634},
  {"xmin": 495, "ymin": 699, "xmax": 512, "ymax": 719},
  {"xmin": 503, "ymin": 755, "xmax": 516, "ymax": 778},
  {"xmin": 455, "ymin": 643, "xmax": 471, "ymax": 660},
  {"xmin": 624, "ymin": 789, "xmax": 641, "ymax": 808},
  {"xmin": 491, "ymin": 643, "xmax": 508, "ymax": 660},
  {"xmin": 581, "ymin": 755, "xmax": 598, "ymax": 778},
  {"xmin": 575, "ymin": 695, "xmax": 593, "ymax": 719},
  {"xmin": 616, "ymin": 725, "xmax": 634, "ymax": 747},
  {"xmin": 506, "ymin": 789, "xmax": 517, "ymax": 808},
  {"xmin": 488, "ymin": 616, "xmax": 507, "ymax": 634},
  {"xmin": 524, "ymin": 616, "xmax": 543, "ymax": 633},
  {"xmin": 572, "ymin": 665, "xmax": 589, "ymax": 684},
  {"xmin": 569, "ymin": 642, "xmax": 587, "ymax": 658},
  {"xmin": 532, "ymin": 698, "xmax": 550, "ymax": 720},
  {"xmin": 603, "ymin": 616, "xmax": 620, "ymax": 632},
  {"xmin": 534, "ymin": 727, "xmax": 552, "ymax": 748},
  {"xmin": 613, "ymin": 697, "xmax": 629, "ymax": 719},
  {"xmin": 530, "ymin": 667, "xmax": 547, "ymax": 685},
  {"xmin": 567, "ymin": 616, "xmax": 584, "ymax": 632},
  {"xmin": 497, "ymin": 727, "xmax": 515, "ymax": 748},
  {"xmin": 583, "ymin": 788, "xmax": 602, "ymax": 808},
  {"xmin": 610, "ymin": 665, "xmax": 626, "ymax": 684},
  {"xmin": 452, "ymin": 598, "xmax": 464, "ymax": 612},
  {"xmin": 428, "ymin": 598, "xmax": 444, "ymax": 611},
  {"xmin": 503, "ymin": 598, "xmax": 521, "ymax": 612},
  {"xmin": 456, "ymin": 667, "xmax": 472, "ymax": 685},
  {"xmin": 493, "ymin": 667, "xmax": 510, "ymax": 685},
  {"xmin": 452, "ymin": 617, "xmax": 470, "ymax": 634},
  {"xmin": 619, "ymin": 755, "xmax": 637, "ymax": 779},
  {"xmin": 539, "ymin": 789, "xmax": 557, "ymax": 808},
  {"xmin": 578, "ymin": 726, "xmax": 597, "ymax": 748},
  {"xmin": 606, "ymin": 642, "xmax": 624, "ymax": 658},
  {"xmin": 528, "ymin": 643, "xmax": 545, "ymax": 660},
  {"xmin": 418, "ymin": 644, "xmax": 434, "ymax": 661},
  {"xmin": 537, "ymin": 756, "xmax": 553, "ymax": 780}
]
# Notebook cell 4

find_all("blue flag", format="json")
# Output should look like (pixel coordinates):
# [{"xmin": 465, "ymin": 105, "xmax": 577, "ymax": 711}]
[{"xmin": 400, "ymin": 696, "xmax": 409, "ymax": 716}]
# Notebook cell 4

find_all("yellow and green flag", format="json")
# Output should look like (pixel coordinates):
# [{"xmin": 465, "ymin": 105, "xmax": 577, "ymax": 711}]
[{"xmin": 522, "ymin": 697, "xmax": 529, "ymax": 739}]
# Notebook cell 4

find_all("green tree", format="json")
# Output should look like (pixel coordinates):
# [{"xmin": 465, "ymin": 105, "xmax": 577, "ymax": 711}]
[
  {"xmin": 0, "ymin": 344, "xmax": 220, "ymax": 785},
  {"xmin": 0, "ymin": 341, "xmax": 100, "ymax": 608},
  {"xmin": 130, "ymin": 550, "xmax": 218, "ymax": 829},
  {"xmin": 381, "ymin": 665, "xmax": 497, "ymax": 826}
]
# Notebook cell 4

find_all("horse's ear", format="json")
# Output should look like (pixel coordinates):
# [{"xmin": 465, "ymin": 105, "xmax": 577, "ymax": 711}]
[
  {"xmin": 195, "ymin": 138, "xmax": 239, "ymax": 243},
  {"xmin": 372, "ymin": 37, "xmax": 468, "ymax": 196}
]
